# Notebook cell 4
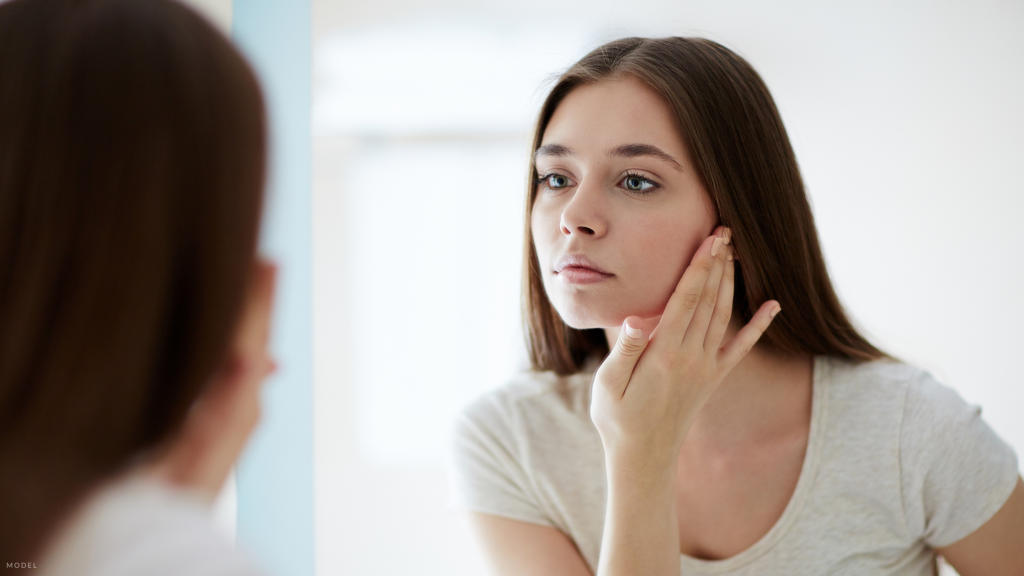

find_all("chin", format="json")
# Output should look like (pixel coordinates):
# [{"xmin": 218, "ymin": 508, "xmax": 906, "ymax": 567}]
[
  {"xmin": 559, "ymin": 314, "xmax": 612, "ymax": 331},
  {"xmin": 551, "ymin": 300, "xmax": 630, "ymax": 331},
  {"xmin": 553, "ymin": 295, "xmax": 666, "ymax": 330}
]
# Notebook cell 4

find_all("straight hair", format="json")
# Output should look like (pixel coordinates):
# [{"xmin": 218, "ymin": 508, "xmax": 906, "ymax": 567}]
[
  {"xmin": 523, "ymin": 37, "xmax": 887, "ymax": 375},
  {"xmin": 0, "ymin": 0, "xmax": 266, "ymax": 560}
]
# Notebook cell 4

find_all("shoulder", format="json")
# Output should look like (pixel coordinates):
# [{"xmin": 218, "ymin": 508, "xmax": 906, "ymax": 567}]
[
  {"xmin": 824, "ymin": 358, "xmax": 1019, "ymax": 547},
  {"xmin": 455, "ymin": 369, "xmax": 595, "ymax": 443},
  {"xmin": 809, "ymin": 358, "xmax": 925, "ymax": 506},
  {"xmin": 801, "ymin": 357, "xmax": 1017, "ymax": 546},
  {"xmin": 448, "ymin": 369, "xmax": 603, "ymax": 526},
  {"xmin": 820, "ymin": 355, "xmax": 924, "ymax": 401},
  {"xmin": 818, "ymin": 356, "xmax": 1014, "ymax": 463},
  {"xmin": 819, "ymin": 355, "xmax": 997, "ymax": 416},
  {"xmin": 893, "ymin": 363, "xmax": 1018, "ymax": 482},
  {"xmin": 815, "ymin": 356, "xmax": 927, "ymax": 441},
  {"xmin": 816, "ymin": 356, "xmax": 980, "ymax": 430},
  {"xmin": 42, "ymin": 476, "xmax": 267, "ymax": 576},
  {"xmin": 900, "ymin": 367, "xmax": 986, "ymax": 435}
]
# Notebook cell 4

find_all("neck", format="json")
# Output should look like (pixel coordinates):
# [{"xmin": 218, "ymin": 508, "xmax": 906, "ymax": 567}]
[
  {"xmin": 688, "ymin": 343, "xmax": 812, "ymax": 451},
  {"xmin": 603, "ymin": 316, "xmax": 814, "ymax": 452}
]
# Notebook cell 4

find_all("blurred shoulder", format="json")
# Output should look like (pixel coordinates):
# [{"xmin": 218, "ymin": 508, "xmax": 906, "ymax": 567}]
[{"xmin": 42, "ymin": 475, "xmax": 267, "ymax": 576}]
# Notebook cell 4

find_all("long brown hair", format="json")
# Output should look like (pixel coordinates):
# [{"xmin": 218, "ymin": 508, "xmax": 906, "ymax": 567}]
[
  {"xmin": 524, "ymin": 37, "xmax": 886, "ymax": 375},
  {"xmin": 0, "ymin": 0, "xmax": 266, "ymax": 561}
]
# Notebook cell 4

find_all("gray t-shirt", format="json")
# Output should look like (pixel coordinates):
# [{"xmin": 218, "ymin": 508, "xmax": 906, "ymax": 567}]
[{"xmin": 449, "ymin": 356, "xmax": 1019, "ymax": 575}]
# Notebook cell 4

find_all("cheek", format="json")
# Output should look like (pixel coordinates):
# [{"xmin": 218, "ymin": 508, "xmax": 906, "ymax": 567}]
[
  {"xmin": 638, "ymin": 221, "xmax": 705, "ymax": 270},
  {"xmin": 241, "ymin": 386, "xmax": 261, "ymax": 437},
  {"xmin": 530, "ymin": 199, "xmax": 559, "ymax": 257},
  {"xmin": 622, "ymin": 212, "xmax": 713, "ymax": 311}
]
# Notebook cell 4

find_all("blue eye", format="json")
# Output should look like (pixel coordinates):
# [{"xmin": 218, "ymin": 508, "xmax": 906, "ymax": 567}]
[
  {"xmin": 538, "ymin": 173, "xmax": 572, "ymax": 190},
  {"xmin": 548, "ymin": 174, "xmax": 570, "ymax": 188},
  {"xmin": 621, "ymin": 173, "xmax": 657, "ymax": 193}
]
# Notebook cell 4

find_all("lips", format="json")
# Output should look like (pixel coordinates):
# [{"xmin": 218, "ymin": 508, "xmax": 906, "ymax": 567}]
[{"xmin": 554, "ymin": 254, "xmax": 613, "ymax": 285}]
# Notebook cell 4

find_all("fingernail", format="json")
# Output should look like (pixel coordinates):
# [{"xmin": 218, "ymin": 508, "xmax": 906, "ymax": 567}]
[
  {"xmin": 723, "ymin": 228, "xmax": 732, "ymax": 245},
  {"xmin": 711, "ymin": 237, "xmax": 723, "ymax": 257},
  {"xmin": 624, "ymin": 322, "xmax": 642, "ymax": 339},
  {"xmin": 770, "ymin": 305, "xmax": 781, "ymax": 319}
]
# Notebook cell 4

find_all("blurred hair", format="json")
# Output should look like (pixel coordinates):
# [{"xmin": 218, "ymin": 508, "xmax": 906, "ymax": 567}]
[
  {"xmin": 0, "ymin": 0, "xmax": 266, "ymax": 559},
  {"xmin": 523, "ymin": 37, "xmax": 887, "ymax": 375}
]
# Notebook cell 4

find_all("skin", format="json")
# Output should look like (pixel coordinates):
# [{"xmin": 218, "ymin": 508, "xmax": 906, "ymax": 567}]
[
  {"xmin": 531, "ymin": 76, "xmax": 714, "ymax": 329},
  {"xmin": 148, "ymin": 258, "xmax": 277, "ymax": 500},
  {"xmin": 469, "ymin": 76, "xmax": 1024, "ymax": 576}
]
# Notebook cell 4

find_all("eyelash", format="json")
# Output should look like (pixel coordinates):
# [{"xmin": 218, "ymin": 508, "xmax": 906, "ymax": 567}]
[
  {"xmin": 535, "ymin": 172, "xmax": 573, "ymax": 191},
  {"xmin": 619, "ymin": 171, "xmax": 660, "ymax": 195},
  {"xmin": 534, "ymin": 171, "xmax": 661, "ymax": 195}
]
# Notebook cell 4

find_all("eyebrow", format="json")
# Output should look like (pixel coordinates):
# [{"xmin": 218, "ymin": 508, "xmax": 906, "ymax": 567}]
[
  {"xmin": 533, "ymin": 143, "xmax": 683, "ymax": 172},
  {"xmin": 534, "ymin": 143, "xmax": 575, "ymax": 160}
]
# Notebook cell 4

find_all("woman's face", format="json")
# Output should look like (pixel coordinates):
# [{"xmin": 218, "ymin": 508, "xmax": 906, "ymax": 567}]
[{"xmin": 531, "ymin": 75, "xmax": 717, "ymax": 329}]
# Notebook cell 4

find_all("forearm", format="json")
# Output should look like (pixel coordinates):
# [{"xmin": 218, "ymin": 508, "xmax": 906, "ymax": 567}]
[
  {"xmin": 596, "ymin": 456, "xmax": 680, "ymax": 576},
  {"xmin": 587, "ymin": 231, "xmax": 766, "ymax": 576}
]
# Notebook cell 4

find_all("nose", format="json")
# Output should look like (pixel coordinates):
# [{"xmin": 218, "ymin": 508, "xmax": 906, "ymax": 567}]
[{"xmin": 559, "ymin": 181, "xmax": 608, "ymax": 238}]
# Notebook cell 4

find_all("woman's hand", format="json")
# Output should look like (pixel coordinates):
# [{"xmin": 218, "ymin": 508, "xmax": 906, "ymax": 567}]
[
  {"xmin": 590, "ymin": 227, "xmax": 780, "ymax": 473},
  {"xmin": 149, "ymin": 259, "xmax": 278, "ymax": 500},
  {"xmin": 589, "ymin": 227, "xmax": 779, "ymax": 576}
]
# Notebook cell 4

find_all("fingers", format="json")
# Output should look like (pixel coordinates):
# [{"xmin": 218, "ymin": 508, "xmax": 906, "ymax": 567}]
[
  {"xmin": 251, "ymin": 258, "xmax": 277, "ymax": 345},
  {"xmin": 238, "ymin": 258, "xmax": 277, "ymax": 354},
  {"xmin": 595, "ymin": 316, "xmax": 650, "ymax": 398},
  {"xmin": 222, "ymin": 258, "xmax": 278, "ymax": 390},
  {"xmin": 682, "ymin": 237, "xmax": 733, "ymax": 351},
  {"xmin": 717, "ymin": 300, "xmax": 780, "ymax": 373},
  {"xmin": 651, "ymin": 234, "xmax": 721, "ymax": 350},
  {"xmin": 703, "ymin": 244, "xmax": 735, "ymax": 352}
]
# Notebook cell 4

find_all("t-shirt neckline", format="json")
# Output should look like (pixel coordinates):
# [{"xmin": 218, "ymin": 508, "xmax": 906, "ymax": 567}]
[{"xmin": 677, "ymin": 355, "xmax": 829, "ymax": 573}]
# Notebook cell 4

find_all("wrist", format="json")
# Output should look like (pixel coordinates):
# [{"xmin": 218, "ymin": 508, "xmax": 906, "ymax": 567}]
[
  {"xmin": 600, "ymin": 426, "xmax": 687, "ymax": 476},
  {"xmin": 604, "ymin": 447, "xmax": 678, "ymax": 490}
]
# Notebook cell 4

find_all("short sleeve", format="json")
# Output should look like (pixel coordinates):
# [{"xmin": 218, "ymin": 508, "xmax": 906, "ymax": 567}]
[
  {"xmin": 899, "ymin": 372, "xmax": 1019, "ymax": 548},
  {"xmin": 448, "ymin": 393, "xmax": 554, "ymax": 527}
]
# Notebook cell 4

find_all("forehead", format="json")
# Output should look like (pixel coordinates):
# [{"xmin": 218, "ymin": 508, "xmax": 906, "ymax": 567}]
[{"xmin": 541, "ymin": 75, "xmax": 686, "ymax": 159}]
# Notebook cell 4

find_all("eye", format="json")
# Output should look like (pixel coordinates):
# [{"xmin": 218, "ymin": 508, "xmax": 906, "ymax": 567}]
[
  {"xmin": 547, "ymin": 174, "xmax": 571, "ymax": 189},
  {"xmin": 537, "ymin": 173, "xmax": 574, "ymax": 190},
  {"xmin": 619, "ymin": 172, "xmax": 658, "ymax": 194}
]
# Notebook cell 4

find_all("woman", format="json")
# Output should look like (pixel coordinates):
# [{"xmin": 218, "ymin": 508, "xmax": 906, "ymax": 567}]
[
  {"xmin": 0, "ymin": 0, "xmax": 274, "ymax": 573},
  {"xmin": 451, "ymin": 37, "xmax": 1023, "ymax": 575}
]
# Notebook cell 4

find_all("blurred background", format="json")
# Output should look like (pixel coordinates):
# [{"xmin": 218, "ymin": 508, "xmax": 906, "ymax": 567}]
[{"xmin": 188, "ymin": 0, "xmax": 1024, "ymax": 574}]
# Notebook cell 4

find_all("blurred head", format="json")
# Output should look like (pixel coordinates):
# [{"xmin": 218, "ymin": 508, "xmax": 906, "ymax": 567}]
[
  {"xmin": 0, "ymin": 0, "xmax": 267, "ymax": 559},
  {"xmin": 523, "ymin": 37, "xmax": 886, "ymax": 375}
]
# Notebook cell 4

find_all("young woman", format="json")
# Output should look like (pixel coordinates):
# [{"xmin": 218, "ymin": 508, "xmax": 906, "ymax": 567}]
[
  {"xmin": 451, "ymin": 37, "xmax": 1023, "ymax": 576},
  {"xmin": 0, "ymin": 0, "xmax": 274, "ymax": 573}
]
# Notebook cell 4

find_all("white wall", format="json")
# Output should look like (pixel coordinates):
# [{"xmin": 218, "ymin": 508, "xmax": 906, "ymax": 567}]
[
  {"xmin": 179, "ymin": 0, "xmax": 232, "ymax": 33},
  {"xmin": 311, "ymin": 1, "xmax": 1024, "ymax": 575}
]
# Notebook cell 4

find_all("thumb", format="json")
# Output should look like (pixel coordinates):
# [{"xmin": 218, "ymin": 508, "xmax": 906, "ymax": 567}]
[{"xmin": 596, "ymin": 317, "xmax": 650, "ymax": 397}]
